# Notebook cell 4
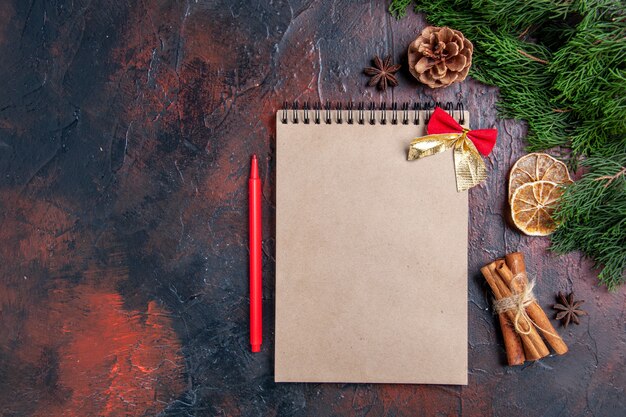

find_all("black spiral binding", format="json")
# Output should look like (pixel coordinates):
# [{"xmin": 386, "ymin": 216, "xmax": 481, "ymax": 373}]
[{"xmin": 280, "ymin": 100, "xmax": 466, "ymax": 125}]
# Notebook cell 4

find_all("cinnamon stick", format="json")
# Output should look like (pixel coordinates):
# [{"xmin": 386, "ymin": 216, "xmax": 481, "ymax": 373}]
[
  {"xmin": 481, "ymin": 264, "xmax": 547, "ymax": 362},
  {"xmin": 487, "ymin": 262, "xmax": 550, "ymax": 360},
  {"xmin": 484, "ymin": 262, "xmax": 526, "ymax": 365},
  {"xmin": 480, "ymin": 264, "xmax": 525, "ymax": 365},
  {"xmin": 502, "ymin": 253, "xmax": 568, "ymax": 355},
  {"xmin": 499, "ymin": 313, "xmax": 526, "ymax": 366}
]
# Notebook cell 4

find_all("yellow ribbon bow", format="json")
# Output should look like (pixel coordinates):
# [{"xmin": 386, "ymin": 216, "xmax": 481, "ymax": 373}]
[{"xmin": 408, "ymin": 129, "xmax": 487, "ymax": 192}]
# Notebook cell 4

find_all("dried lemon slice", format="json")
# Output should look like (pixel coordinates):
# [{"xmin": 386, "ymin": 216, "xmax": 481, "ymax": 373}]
[
  {"xmin": 510, "ymin": 180, "xmax": 564, "ymax": 236},
  {"xmin": 509, "ymin": 153, "xmax": 572, "ymax": 203}
]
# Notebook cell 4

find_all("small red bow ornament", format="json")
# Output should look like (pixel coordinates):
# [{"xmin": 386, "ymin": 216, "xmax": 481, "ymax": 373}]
[{"xmin": 408, "ymin": 107, "xmax": 497, "ymax": 191}]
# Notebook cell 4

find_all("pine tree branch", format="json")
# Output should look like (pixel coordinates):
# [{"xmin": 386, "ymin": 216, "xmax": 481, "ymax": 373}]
[{"xmin": 517, "ymin": 49, "xmax": 549, "ymax": 64}]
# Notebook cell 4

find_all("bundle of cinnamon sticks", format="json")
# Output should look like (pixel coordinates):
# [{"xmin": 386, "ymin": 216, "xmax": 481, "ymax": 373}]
[{"xmin": 481, "ymin": 252, "xmax": 567, "ymax": 365}]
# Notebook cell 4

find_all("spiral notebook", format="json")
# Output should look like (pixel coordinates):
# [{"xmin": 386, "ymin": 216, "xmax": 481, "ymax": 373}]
[{"xmin": 275, "ymin": 102, "xmax": 469, "ymax": 384}]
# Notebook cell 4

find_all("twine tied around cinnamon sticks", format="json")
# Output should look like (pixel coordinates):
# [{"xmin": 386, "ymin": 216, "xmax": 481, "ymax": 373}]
[
  {"xmin": 481, "ymin": 252, "xmax": 568, "ymax": 366},
  {"xmin": 493, "ymin": 276, "xmax": 537, "ymax": 335},
  {"xmin": 492, "ymin": 276, "xmax": 559, "ymax": 338}
]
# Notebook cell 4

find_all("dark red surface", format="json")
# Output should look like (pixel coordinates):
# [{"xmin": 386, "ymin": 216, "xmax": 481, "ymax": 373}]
[{"xmin": 0, "ymin": 1, "xmax": 623, "ymax": 416}]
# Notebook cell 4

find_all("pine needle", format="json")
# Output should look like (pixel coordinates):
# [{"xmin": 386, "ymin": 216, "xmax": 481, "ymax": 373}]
[
  {"xmin": 552, "ymin": 149, "xmax": 626, "ymax": 290},
  {"xmin": 388, "ymin": 0, "xmax": 414, "ymax": 18}
]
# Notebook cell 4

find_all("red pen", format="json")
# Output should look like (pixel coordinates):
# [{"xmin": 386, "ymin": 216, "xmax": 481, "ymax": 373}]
[{"xmin": 249, "ymin": 154, "xmax": 262, "ymax": 352}]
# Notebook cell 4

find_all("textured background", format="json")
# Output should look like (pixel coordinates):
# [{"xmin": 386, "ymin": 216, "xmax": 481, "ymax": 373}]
[{"xmin": 0, "ymin": 1, "xmax": 624, "ymax": 416}]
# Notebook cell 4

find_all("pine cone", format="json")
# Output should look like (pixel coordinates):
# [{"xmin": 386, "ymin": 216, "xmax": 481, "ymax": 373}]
[{"xmin": 408, "ymin": 26, "xmax": 473, "ymax": 89}]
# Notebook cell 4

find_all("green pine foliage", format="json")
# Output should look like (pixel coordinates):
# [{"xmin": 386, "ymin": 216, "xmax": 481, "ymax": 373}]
[
  {"xmin": 390, "ymin": 0, "xmax": 626, "ymax": 288},
  {"xmin": 552, "ymin": 149, "xmax": 626, "ymax": 290}
]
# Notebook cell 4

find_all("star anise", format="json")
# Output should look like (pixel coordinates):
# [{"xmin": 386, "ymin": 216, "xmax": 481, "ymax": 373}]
[
  {"xmin": 364, "ymin": 55, "xmax": 401, "ymax": 91},
  {"xmin": 553, "ymin": 292, "xmax": 587, "ymax": 327}
]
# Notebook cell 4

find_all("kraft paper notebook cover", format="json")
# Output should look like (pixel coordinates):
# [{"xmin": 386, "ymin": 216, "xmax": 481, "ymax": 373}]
[{"xmin": 275, "ymin": 103, "xmax": 469, "ymax": 384}]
